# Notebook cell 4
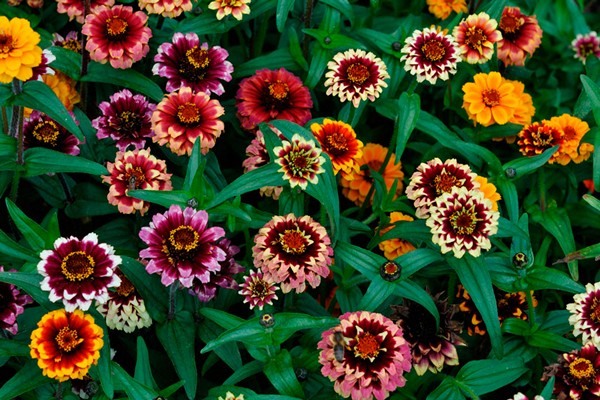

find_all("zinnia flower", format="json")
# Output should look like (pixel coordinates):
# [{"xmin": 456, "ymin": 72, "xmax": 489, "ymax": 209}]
[
  {"xmin": 427, "ymin": 186, "xmax": 499, "ymax": 258},
  {"xmin": 139, "ymin": 205, "xmax": 227, "ymax": 288},
  {"xmin": 517, "ymin": 120, "xmax": 565, "ymax": 163},
  {"xmin": 53, "ymin": 31, "xmax": 82, "ymax": 53},
  {"xmin": 153, "ymin": 32, "xmax": 233, "ymax": 95},
  {"xmin": 236, "ymin": 68, "xmax": 313, "ymax": 131},
  {"xmin": 29, "ymin": 309, "xmax": 104, "ymax": 381},
  {"xmin": 238, "ymin": 269, "xmax": 279, "ymax": 310},
  {"xmin": 138, "ymin": 0, "xmax": 192, "ymax": 18},
  {"xmin": 547, "ymin": 114, "xmax": 593, "ymax": 165},
  {"xmin": 96, "ymin": 269, "xmax": 152, "ymax": 333},
  {"xmin": 273, "ymin": 134, "xmax": 326, "ymax": 190},
  {"xmin": 208, "ymin": 0, "xmax": 251, "ymax": 21},
  {"xmin": 497, "ymin": 6, "xmax": 543, "ymax": 67},
  {"xmin": 310, "ymin": 118, "xmax": 364, "ymax": 175},
  {"xmin": 405, "ymin": 158, "xmax": 479, "ymax": 219},
  {"xmin": 390, "ymin": 294, "xmax": 465, "ymax": 376},
  {"xmin": 82, "ymin": 5, "xmax": 152, "ymax": 69},
  {"xmin": 0, "ymin": 266, "xmax": 33, "ymax": 335},
  {"xmin": 426, "ymin": 0, "xmax": 467, "ymax": 20},
  {"xmin": 93, "ymin": 89, "xmax": 156, "ymax": 151},
  {"xmin": 38, "ymin": 233, "xmax": 122, "ymax": 312},
  {"xmin": 452, "ymin": 12, "xmax": 503, "ymax": 64},
  {"xmin": 462, "ymin": 71, "xmax": 521, "ymax": 127},
  {"xmin": 152, "ymin": 86, "xmax": 225, "ymax": 156},
  {"xmin": 378, "ymin": 212, "xmax": 416, "ymax": 260},
  {"xmin": 252, "ymin": 213, "xmax": 333, "ymax": 294},
  {"xmin": 324, "ymin": 48, "xmax": 390, "ymax": 107},
  {"xmin": 318, "ymin": 311, "xmax": 412, "ymax": 400},
  {"xmin": 56, "ymin": 0, "xmax": 114, "ymax": 23},
  {"xmin": 474, "ymin": 176, "xmax": 501, "ymax": 211},
  {"xmin": 400, "ymin": 26, "xmax": 461, "ymax": 85},
  {"xmin": 0, "ymin": 16, "xmax": 43, "ymax": 84},
  {"xmin": 23, "ymin": 111, "xmax": 81, "ymax": 155},
  {"xmin": 572, "ymin": 31, "xmax": 600, "ymax": 64},
  {"xmin": 339, "ymin": 143, "xmax": 404, "ymax": 207},
  {"xmin": 29, "ymin": 49, "xmax": 55, "ymax": 82},
  {"xmin": 242, "ymin": 129, "xmax": 283, "ymax": 199},
  {"xmin": 567, "ymin": 282, "xmax": 600, "ymax": 349},
  {"xmin": 543, "ymin": 343, "xmax": 600, "ymax": 399},
  {"xmin": 507, "ymin": 78, "xmax": 535, "ymax": 126},
  {"xmin": 102, "ymin": 148, "xmax": 173, "ymax": 216}
]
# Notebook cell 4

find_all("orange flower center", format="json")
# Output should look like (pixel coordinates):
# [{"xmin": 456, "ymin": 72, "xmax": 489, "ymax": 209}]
[
  {"xmin": 433, "ymin": 172, "xmax": 460, "ymax": 195},
  {"xmin": 106, "ymin": 16, "xmax": 128, "ymax": 38},
  {"xmin": 346, "ymin": 63, "xmax": 370, "ymax": 85},
  {"xmin": 465, "ymin": 27, "xmax": 486, "ymax": 52},
  {"xmin": 324, "ymin": 131, "xmax": 349, "ymax": 156},
  {"xmin": 449, "ymin": 207, "xmax": 479, "ymax": 235},
  {"xmin": 126, "ymin": 166, "xmax": 146, "ymax": 190},
  {"xmin": 278, "ymin": 228, "xmax": 309, "ymax": 255},
  {"xmin": 384, "ymin": 262, "xmax": 399, "ymax": 275},
  {"xmin": 61, "ymin": 251, "xmax": 95, "ymax": 282},
  {"xmin": 589, "ymin": 298, "xmax": 600, "ymax": 323},
  {"xmin": 421, "ymin": 39, "xmax": 446, "ymax": 62},
  {"xmin": 55, "ymin": 326, "xmax": 83, "ymax": 353},
  {"xmin": 32, "ymin": 121, "xmax": 60, "ymax": 146},
  {"xmin": 530, "ymin": 125, "xmax": 558, "ymax": 147},
  {"xmin": 168, "ymin": 226, "xmax": 200, "ymax": 252},
  {"xmin": 116, "ymin": 276, "xmax": 135, "ymax": 297},
  {"xmin": 268, "ymin": 81, "xmax": 289, "ymax": 100},
  {"xmin": 569, "ymin": 357, "xmax": 595, "ymax": 381},
  {"xmin": 499, "ymin": 14, "xmax": 523, "ymax": 34},
  {"xmin": 354, "ymin": 332, "xmax": 380, "ymax": 360},
  {"xmin": 177, "ymin": 102, "xmax": 202, "ymax": 125},
  {"xmin": 482, "ymin": 89, "xmax": 500, "ymax": 107},
  {"xmin": 0, "ymin": 34, "xmax": 15, "ymax": 55}
]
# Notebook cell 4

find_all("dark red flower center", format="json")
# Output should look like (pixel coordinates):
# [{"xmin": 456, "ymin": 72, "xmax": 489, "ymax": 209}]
[
  {"xmin": 569, "ymin": 357, "xmax": 596, "ymax": 381},
  {"xmin": 589, "ymin": 298, "xmax": 600, "ymax": 323},
  {"xmin": 579, "ymin": 42, "xmax": 598, "ymax": 58},
  {"xmin": 287, "ymin": 150, "xmax": 312, "ymax": 175},
  {"xmin": 105, "ymin": 16, "xmax": 129, "ymax": 40},
  {"xmin": 563, "ymin": 126, "xmax": 576, "ymax": 141},
  {"xmin": 0, "ymin": 34, "xmax": 15, "ymax": 54},
  {"xmin": 251, "ymin": 280, "xmax": 268, "ymax": 297},
  {"xmin": 465, "ymin": 27, "xmax": 486, "ymax": 52},
  {"xmin": 117, "ymin": 111, "xmax": 143, "ymax": 134},
  {"xmin": 499, "ymin": 14, "xmax": 523, "ymax": 34},
  {"xmin": 449, "ymin": 206, "xmax": 479, "ymax": 235},
  {"xmin": 32, "ymin": 121, "xmax": 60, "ymax": 146},
  {"xmin": 61, "ymin": 251, "xmax": 95, "ymax": 282},
  {"xmin": 354, "ymin": 332, "xmax": 380, "ymax": 360},
  {"xmin": 177, "ymin": 102, "xmax": 202, "ymax": 126},
  {"xmin": 421, "ymin": 39, "xmax": 446, "ymax": 62},
  {"xmin": 346, "ymin": 63, "xmax": 370, "ymax": 85},
  {"xmin": 179, "ymin": 47, "xmax": 211, "ymax": 82},
  {"xmin": 116, "ymin": 277, "xmax": 135, "ymax": 297},
  {"xmin": 433, "ymin": 172, "xmax": 460, "ymax": 195},
  {"xmin": 529, "ymin": 125, "xmax": 559, "ymax": 147},
  {"xmin": 482, "ymin": 89, "xmax": 500, "ymax": 107},
  {"xmin": 384, "ymin": 262, "xmax": 399, "ymax": 275},
  {"xmin": 166, "ymin": 226, "xmax": 200, "ymax": 258},
  {"xmin": 277, "ymin": 228, "xmax": 310, "ymax": 255},
  {"xmin": 55, "ymin": 326, "xmax": 83, "ymax": 353},
  {"xmin": 324, "ymin": 131, "xmax": 350, "ymax": 156}
]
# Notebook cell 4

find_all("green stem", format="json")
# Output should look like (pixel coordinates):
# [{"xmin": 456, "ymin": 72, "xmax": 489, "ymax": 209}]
[
  {"xmin": 538, "ymin": 168, "xmax": 546, "ymax": 211},
  {"xmin": 168, "ymin": 281, "xmax": 179, "ymax": 320},
  {"xmin": 1, "ymin": 107, "xmax": 7, "ymax": 134},
  {"xmin": 303, "ymin": 0, "xmax": 315, "ymax": 58},
  {"xmin": 406, "ymin": 79, "xmax": 418, "ymax": 96}
]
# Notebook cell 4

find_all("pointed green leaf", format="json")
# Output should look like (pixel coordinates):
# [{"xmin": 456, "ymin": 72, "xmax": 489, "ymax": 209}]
[
  {"xmin": 134, "ymin": 336, "xmax": 158, "ymax": 389},
  {"xmin": 5, "ymin": 198, "xmax": 46, "ymax": 252},
  {"xmin": 527, "ymin": 330, "xmax": 579, "ymax": 352},
  {"xmin": 456, "ymin": 358, "xmax": 527, "ymax": 395},
  {"xmin": 264, "ymin": 350, "xmax": 304, "ymax": 398},
  {"xmin": 427, "ymin": 378, "xmax": 465, "ymax": 400},
  {"xmin": 581, "ymin": 74, "xmax": 600, "ymax": 125},
  {"xmin": 127, "ymin": 189, "xmax": 191, "ymax": 210},
  {"xmin": 305, "ymin": 46, "xmax": 330, "ymax": 89},
  {"xmin": 0, "ymin": 360, "xmax": 48, "ymax": 399},
  {"xmin": 0, "ymin": 271, "xmax": 52, "ymax": 309},
  {"xmin": 0, "ymin": 338, "xmax": 30, "ymax": 357},
  {"xmin": 525, "ymin": 266, "xmax": 584, "ymax": 293},
  {"xmin": 113, "ymin": 362, "xmax": 159, "ymax": 399},
  {"xmin": 223, "ymin": 360, "xmax": 264, "ymax": 386},
  {"xmin": 502, "ymin": 146, "xmax": 559, "ymax": 179},
  {"xmin": 47, "ymin": 46, "xmax": 82, "ymax": 80},
  {"xmin": 358, "ymin": 277, "xmax": 395, "ymax": 311},
  {"xmin": 23, "ymin": 147, "xmax": 108, "ymax": 177},
  {"xmin": 276, "ymin": 0, "xmax": 295, "ymax": 32},
  {"xmin": 394, "ymin": 92, "xmax": 420, "ymax": 161},
  {"xmin": 0, "ymin": 229, "xmax": 38, "ymax": 262}
]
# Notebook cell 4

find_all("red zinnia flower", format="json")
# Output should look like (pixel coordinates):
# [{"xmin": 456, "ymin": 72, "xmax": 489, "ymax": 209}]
[
  {"xmin": 497, "ymin": 6, "xmax": 543, "ymax": 67},
  {"xmin": 453, "ymin": 12, "xmax": 503, "ymax": 64},
  {"xmin": 543, "ymin": 343, "xmax": 600, "ymax": 399},
  {"xmin": 56, "ymin": 0, "xmax": 114, "ymax": 23}
]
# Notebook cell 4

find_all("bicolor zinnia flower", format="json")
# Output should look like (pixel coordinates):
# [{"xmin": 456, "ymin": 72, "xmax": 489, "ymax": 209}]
[
  {"xmin": 0, "ymin": 16, "xmax": 43, "ymax": 84},
  {"xmin": 93, "ymin": 89, "xmax": 156, "ymax": 151},
  {"xmin": 567, "ymin": 282, "xmax": 600, "ymax": 349},
  {"xmin": 238, "ymin": 269, "xmax": 279, "ymax": 310},
  {"xmin": 139, "ymin": 205, "xmax": 227, "ymax": 288},
  {"xmin": 29, "ymin": 49, "xmax": 55, "ymax": 82},
  {"xmin": 218, "ymin": 392, "xmax": 245, "ymax": 400},
  {"xmin": 96, "ymin": 269, "xmax": 152, "ymax": 333},
  {"xmin": 208, "ymin": 0, "xmax": 251, "ymax": 21},
  {"xmin": 474, "ymin": 176, "xmax": 501, "ymax": 211},
  {"xmin": 572, "ymin": 31, "xmax": 600, "ymax": 64},
  {"xmin": 273, "ymin": 134, "xmax": 325, "ymax": 190},
  {"xmin": 547, "ymin": 114, "xmax": 593, "ymax": 165},
  {"xmin": 391, "ymin": 294, "xmax": 465, "ymax": 376},
  {"xmin": 517, "ymin": 120, "xmax": 565, "ymax": 163},
  {"xmin": 23, "ymin": 111, "xmax": 81, "ymax": 155},
  {"xmin": 310, "ymin": 118, "xmax": 364, "ymax": 175},
  {"xmin": 318, "ymin": 311, "xmax": 412, "ymax": 400},
  {"xmin": 38, "ymin": 233, "xmax": 122, "ymax": 312},
  {"xmin": 252, "ymin": 213, "xmax": 333, "ymax": 294},
  {"xmin": 427, "ymin": 186, "xmax": 499, "ymax": 258},
  {"xmin": 462, "ymin": 71, "xmax": 521, "ymax": 127},
  {"xmin": 400, "ymin": 25, "xmax": 461, "ymax": 85},
  {"xmin": 242, "ymin": 129, "xmax": 284, "ymax": 199},
  {"xmin": 236, "ymin": 68, "xmax": 313, "ymax": 131},
  {"xmin": 339, "ymin": 143, "xmax": 404, "ymax": 207},
  {"xmin": 453, "ymin": 12, "xmax": 502, "ymax": 64},
  {"xmin": 56, "ymin": 0, "xmax": 114, "ymax": 23},
  {"xmin": 378, "ymin": 212, "xmax": 416, "ymax": 260},
  {"xmin": 426, "ymin": 0, "xmax": 467, "ymax": 20},
  {"xmin": 53, "ymin": 31, "xmax": 82, "ymax": 53},
  {"xmin": 153, "ymin": 32, "xmax": 233, "ymax": 95},
  {"xmin": 82, "ymin": 5, "xmax": 152, "ymax": 69},
  {"xmin": 543, "ymin": 343, "xmax": 600, "ymax": 399},
  {"xmin": 102, "ymin": 148, "xmax": 173, "ymax": 216},
  {"xmin": 405, "ymin": 158, "xmax": 479, "ymax": 219},
  {"xmin": 497, "ymin": 6, "xmax": 543, "ymax": 67},
  {"xmin": 152, "ymin": 86, "xmax": 225, "ymax": 156},
  {"xmin": 138, "ymin": 0, "xmax": 192, "ymax": 18},
  {"xmin": 0, "ymin": 266, "xmax": 33, "ymax": 335},
  {"xmin": 30, "ymin": 309, "xmax": 103, "ymax": 382},
  {"xmin": 324, "ymin": 49, "xmax": 390, "ymax": 107}
]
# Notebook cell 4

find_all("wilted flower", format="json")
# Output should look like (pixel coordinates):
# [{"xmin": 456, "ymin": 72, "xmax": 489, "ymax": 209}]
[
  {"xmin": 208, "ymin": 0, "xmax": 251, "ymax": 21},
  {"xmin": 138, "ymin": 0, "xmax": 192, "ymax": 18},
  {"xmin": 238, "ymin": 269, "xmax": 279, "ymax": 310},
  {"xmin": 543, "ymin": 343, "xmax": 600, "ymax": 399},
  {"xmin": 453, "ymin": 12, "xmax": 503, "ymax": 64},
  {"xmin": 56, "ymin": 0, "xmax": 114, "ymax": 23},
  {"xmin": 0, "ymin": 16, "xmax": 42, "ymax": 83},
  {"xmin": 273, "ymin": 134, "xmax": 326, "ymax": 190},
  {"xmin": 572, "ymin": 31, "xmax": 600, "ymax": 64},
  {"xmin": 462, "ymin": 71, "xmax": 521, "ymax": 127},
  {"xmin": 517, "ymin": 121, "xmax": 565, "ymax": 163},
  {"xmin": 23, "ymin": 111, "xmax": 81, "ymax": 155},
  {"xmin": 378, "ymin": 212, "xmax": 416, "ymax": 260},
  {"xmin": 497, "ymin": 6, "xmax": 543, "ymax": 66},
  {"xmin": 0, "ymin": 266, "xmax": 33, "ymax": 335},
  {"xmin": 568, "ymin": 282, "xmax": 600, "ymax": 349},
  {"xmin": 310, "ymin": 118, "xmax": 364, "ymax": 175},
  {"xmin": 547, "ymin": 114, "xmax": 593, "ymax": 165},
  {"xmin": 426, "ymin": 0, "xmax": 467, "ymax": 20}
]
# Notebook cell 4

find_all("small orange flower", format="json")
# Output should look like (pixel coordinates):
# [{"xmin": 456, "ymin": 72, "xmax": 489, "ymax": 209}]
[
  {"xmin": 378, "ymin": 212, "xmax": 416, "ymax": 260},
  {"xmin": 474, "ymin": 176, "xmax": 501, "ymax": 211},
  {"xmin": 426, "ymin": 0, "xmax": 467, "ymax": 20},
  {"xmin": 462, "ymin": 72, "xmax": 521, "ymax": 127},
  {"xmin": 208, "ymin": 0, "xmax": 251, "ymax": 21},
  {"xmin": 310, "ymin": 119, "xmax": 364, "ymax": 175},
  {"xmin": 547, "ymin": 114, "xmax": 593, "ymax": 165}
]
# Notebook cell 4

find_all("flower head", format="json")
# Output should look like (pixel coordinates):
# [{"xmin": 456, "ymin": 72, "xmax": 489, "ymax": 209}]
[
  {"xmin": 401, "ymin": 26, "xmax": 461, "ymax": 85},
  {"xmin": 567, "ymin": 282, "xmax": 600, "ymax": 349},
  {"xmin": 547, "ymin": 114, "xmax": 593, "ymax": 165},
  {"xmin": 30, "ymin": 49, "xmax": 56, "ymax": 82},
  {"xmin": 236, "ymin": 68, "xmax": 312, "ymax": 131},
  {"xmin": 208, "ymin": 0, "xmax": 251, "ymax": 21},
  {"xmin": 339, "ymin": 143, "xmax": 404, "ymax": 207},
  {"xmin": 378, "ymin": 212, "xmax": 416, "ymax": 260},
  {"xmin": 324, "ymin": 49, "xmax": 390, "ymax": 107},
  {"xmin": 153, "ymin": 32, "xmax": 233, "ymax": 95},
  {"xmin": 273, "ymin": 134, "xmax": 325, "ymax": 190},
  {"xmin": 517, "ymin": 121, "xmax": 565, "ymax": 163},
  {"xmin": 38, "ymin": 233, "xmax": 122, "ymax": 312},
  {"xmin": 426, "ymin": 0, "xmax": 467, "ymax": 20},
  {"xmin": 82, "ymin": 5, "xmax": 152, "ymax": 69},
  {"xmin": 238, "ymin": 269, "xmax": 279, "ymax": 310},
  {"xmin": 242, "ymin": 129, "xmax": 283, "ymax": 199},
  {"xmin": 453, "ymin": 12, "xmax": 503, "ymax": 64},
  {"xmin": 507, "ymin": 78, "xmax": 535, "ymax": 126},
  {"xmin": 497, "ymin": 6, "xmax": 543, "ymax": 67},
  {"xmin": 318, "ymin": 311, "xmax": 412, "ymax": 400},
  {"xmin": 102, "ymin": 148, "xmax": 172, "ymax": 215},
  {"xmin": 53, "ymin": 31, "xmax": 82, "ymax": 53},
  {"xmin": 139, "ymin": 205, "xmax": 227, "ymax": 288},
  {"xmin": 572, "ymin": 32, "xmax": 600, "ymax": 64},
  {"xmin": 0, "ymin": 16, "xmax": 43, "ymax": 84},
  {"xmin": 56, "ymin": 0, "xmax": 114, "ymax": 23},
  {"xmin": 0, "ymin": 266, "xmax": 33, "ymax": 335},
  {"xmin": 543, "ymin": 343, "xmax": 600, "ymax": 399},
  {"xmin": 462, "ymin": 71, "xmax": 521, "ymax": 127},
  {"xmin": 30, "ymin": 309, "xmax": 103, "ymax": 382},
  {"xmin": 138, "ymin": 0, "xmax": 192, "ymax": 18},
  {"xmin": 152, "ymin": 86, "xmax": 225, "ymax": 156},
  {"xmin": 252, "ymin": 213, "xmax": 333, "ymax": 294},
  {"xmin": 218, "ymin": 392, "xmax": 245, "ymax": 400},
  {"xmin": 310, "ymin": 118, "xmax": 364, "ymax": 175},
  {"xmin": 474, "ymin": 176, "xmax": 501, "ymax": 211},
  {"xmin": 22, "ymin": 111, "xmax": 81, "ymax": 155}
]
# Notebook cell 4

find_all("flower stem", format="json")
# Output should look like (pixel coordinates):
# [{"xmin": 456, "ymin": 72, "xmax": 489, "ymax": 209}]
[
  {"xmin": 303, "ymin": 0, "xmax": 315, "ymax": 58},
  {"xmin": 79, "ymin": 0, "xmax": 91, "ymax": 114},
  {"xmin": 168, "ymin": 281, "xmax": 179, "ymax": 320},
  {"xmin": 1, "ymin": 107, "xmax": 8, "ymax": 134}
]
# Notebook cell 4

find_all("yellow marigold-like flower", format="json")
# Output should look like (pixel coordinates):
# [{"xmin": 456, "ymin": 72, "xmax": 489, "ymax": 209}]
[
  {"xmin": 208, "ymin": 0, "xmax": 251, "ymax": 21},
  {"xmin": 378, "ymin": 212, "xmax": 416, "ymax": 260},
  {"xmin": 546, "ymin": 114, "xmax": 593, "ymax": 165},
  {"xmin": 426, "ymin": 0, "xmax": 467, "ymax": 20},
  {"xmin": 29, "ymin": 309, "xmax": 104, "ymax": 382},
  {"xmin": 474, "ymin": 176, "xmax": 501, "ymax": 211},
  {"xmin": 462, "ymin": 71, "xmax": 521, "ymax": 127},
  {"xmin": 0, "ymin": 16, "xmax": 42, "ymax": 84}
]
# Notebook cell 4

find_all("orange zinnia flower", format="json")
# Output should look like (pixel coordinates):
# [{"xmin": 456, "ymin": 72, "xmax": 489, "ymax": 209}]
[
  {"xmin": 546, "ymin": 114, "xmax": 593, "ymax": 165},
  {"xmin": 497, "ymin": 6, "xmax": 543, "ymax": 66},
  {"xmin": 462, "ymin": 71, "xmax": 520, "ymax": 127},
  {"xmin": 310, "ymin": 119, "xmax": 364, "ymax": 175},
  {"xmin": 378, "ymin": 212, "xmax": 416, "ymax": 260},
  {"xmin": 426, "ymin": 0, "xmax": 467, "ymax": 20},
  {"xmin": 474, "ymin": 176, "xmax": 501, "ymax": 211}
]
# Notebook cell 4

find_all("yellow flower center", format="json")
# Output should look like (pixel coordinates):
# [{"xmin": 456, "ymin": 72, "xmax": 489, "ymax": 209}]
[
  {"xmin": 116, "ymin": 277, "xmax": 135, "ymax": 297},
  {"xmin": 55, "ymin": 326, "xmax": 83, "ymax": 353},
  {"xmin": 126, "ymin": 166, "xmax": 146, "ymax": 191},
  {"xmin": 186, "ymin": 47, "xmax": 210, "ymax": 69},
  {"xmin": 482, "ymin": 89, "xmax": 500, "ymax": 107},
  {"xmin": 354, "ymin": 332, "xmax": 380, "ymax": 360},
  {"xmin": 177, "ymin": 102, "xmax": 202, "ymax": 125},
  {"xmin": 32, "ymin": 121, "xmax": 61, "ymax": 146},
  {"xmin": 106, "ymin": 16, "xmax": 128, "ymax": 38},
  {"xmin": 278, "ymin": 228, "xmax": 310, "ymax": 254},
  {"xmin": 449, "ymin": 206, "xmax": 480, "ymax": 235},
  {"xmin": 118, "ymin": 111, "xmax": 142, "ymax": 133},
  {"xmin": 346, "ymin": 63, "xmax": 370, "ymax": 85},
  {"xmin": 61, "ymin": 251, "xmax": 95, "ymax": 282},
  {"xmin": 433, "ymin": 172, "xmax": 461, "ymax": 195},
  {"xmin": 268, "ymin": 81, "xmax": 289, "ymax": 100},
  {"xmin": 569, "ymin": 357, "xmax": 595, "ymax": 380},
  {"xmin": 499, "ymin": 14, "xmax": 524, "ymax": 34},
  {"xmin": 324, "ymin": 132, "xmax": 349, "ymax": 156},
  {"xmin": 168, "ymin": 226, "xmax": 200, "ymax": 252},
  {"xmin": 62, "ymin": 39, "xmax": 81, "ymax": 53},
  {"xmin": 421, "ymin": 39, "xmax": 446, "ymax": 62},
  {"xmin": 580, "ymin": 43, "xmax": 597, "ymax": 58},
  {"xmin": 465, "ymin": 27, "xmax": 486, "ymax": 53},
  {"xmin": 0, "ymin": 33, "xmax": 15, "ymax": 55}
]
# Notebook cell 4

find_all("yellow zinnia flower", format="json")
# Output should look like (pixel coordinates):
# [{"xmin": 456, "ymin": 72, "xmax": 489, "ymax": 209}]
[
  {"xmin": 0, "ymin": 16, "xmax": 43, "ymax": 83},
  {"xmin": 462, "ymin": 71, "xmax": 521, "ymax": 127}
]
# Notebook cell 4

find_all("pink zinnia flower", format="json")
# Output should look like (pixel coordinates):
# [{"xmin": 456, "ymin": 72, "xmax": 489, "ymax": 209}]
[
  {"xmin": 23, "ymin": 110, "xmax": 81, "ymax": 155},
  {"xmin": 0, "ymin": 266, "xmax": 33, "ymax": 335},
  {"xmin": 238, "ymin": 269, "xmax": 279, "ymax": 310},
  {"xmin": 153, "ymin": 32, "xmax": 233, "ymax": 95},
  {"xmin": 138, "ymin": 0, "xmax": 192, "ymax": 18},
  {"xmin": 56, "ymin": 0, "xmax": 114, "ymax": 24},
  {"xmin": 572, "ymin": 31, "xmax": 600, "ymax": 64},
  {"xmin": 273, "ymin": 133, "xmax": 326, "ymax": 190},
  {"xmin": 497, "ymin": 6, "xmax": 543, "ymax": 67},
  {"xmin": 453, "ymin": 12, "xmax": 503, "ymax": 64}
]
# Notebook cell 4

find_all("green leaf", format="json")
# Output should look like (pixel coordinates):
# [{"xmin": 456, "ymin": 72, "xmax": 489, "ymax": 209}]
[
  {"xmin": 127, "ymin": 189, "xmax": 191, "ymax": 210},
  {"xmin": 303, "ymin": 29, "xmax": 366, "ymax": 50},
  {"xmin": 319, "ymin": 0, "xmax": 354, "ymax": 26},
  {"xmin": 396, "ymin": 248, "xmax": 443, "ymax": 277},
  {"xmin": 5, "ymin": 198, "xmax": 47, "ymax": 252},
  {"xmin": 276, "ymin": 0, "xmax": 295, "ymax": 32},
  {"xmin": 234, "ymin": 48, "xmax": 300, "ymax": 78},
  {"xmin": 94, "ymin": 311, "xmax": 114, "ymax": 399},
  {"xmin": 119, "ymin": 257, "xmax": 168, "ymax": 323},
  {"xmin": 456, "ymin": 358, "xmax": 527, "ymax": 396},
  {"xmin": 584, "ymin": 194, "xmax": 600, "ymax": 214},
  {"xmin": 112, "ymin": 362, "xmax": 159, "ymax": 399},
  {"xmin": 0, "ymin": 229, "xmax": 38, "ymax": 262},
  {"xmin": 581, "ymin": 74, "xmax": 600, "ymax": 125},
  {"xmin": 288, "ymin": 28, "xmax": 309, "ymax": 71},
  {"xmin": 427, "ymin": 378, "xmax": 465, "ymax": 400},
  {"xmin": 223, "ymin": 360, "xmax": 265, "ymax": 386},
  {"xmin": 358, "ymin": 277, "xmax": 395, "ymax": 311},
  {"xmin": 23, "ymin": 147, "xmax": 108, "ymax": 177},
  {"xmin": 0, "ymin": 360, "xmax": 48, "ymax": 399},
  {"xmin": 305, "ymin": 46, "xmax": 330, "ymax": 89},
  {"xmin": 0, "ymin": 271, "xmax": 52, "ymax": 309},
  {"xmin": 394, "ymin": 92, "xmax": 420, "ymax": 161},
  {"xmin": 47, "ymin": 46, "xmax": 82, "ymax": 80},
  {"xmin": 134, "ymin": 336, "xmax": 158, "ymax": 389},
  {"xmin": 495, "ymin": 177, "xmax": 519, "ymax": 223},
  {"xmin": 0, "ymin": 338, "xmax": 30, "ymax": 357},
  {"xmin": 199, "ymin": 308, "xmax": 245, "ymax": 330},
  {"xmin": 540, "ymin": 376, "xmax": 555, "ymax": 400},
  {"xmin": 527, "ymin": 329, "xmax": 579, "ymax": 352},
  {"xmin": 525, "ymin": 266, "xmax": 584, "ymax": 293},
  {"xmin": 594, "ymin": 131, "xmax": 600, "ymax": 191},
  {"xmin": 502, "ymin": 146, "xmax": 559, "ymax": 179},
  {"xmin": 263, "ymin": 350, "xmax": 304, "ymax": 398}
]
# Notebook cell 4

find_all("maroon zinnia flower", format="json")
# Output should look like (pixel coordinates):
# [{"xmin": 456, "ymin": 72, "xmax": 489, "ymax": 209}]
[
  {"xmin": 0, "ymin": 266, "xmax": 33, "ymax": 335},
  {"xmin": 543, "ymin": 343, "xmax": 600, "ymax": 399},
  {"xmin": 238, "ymin": 269, "xmax": 279, "ymax": 310},
  {"xmin": 23, "ymin": 111, "xmax": 81, "ymax": 155}
]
